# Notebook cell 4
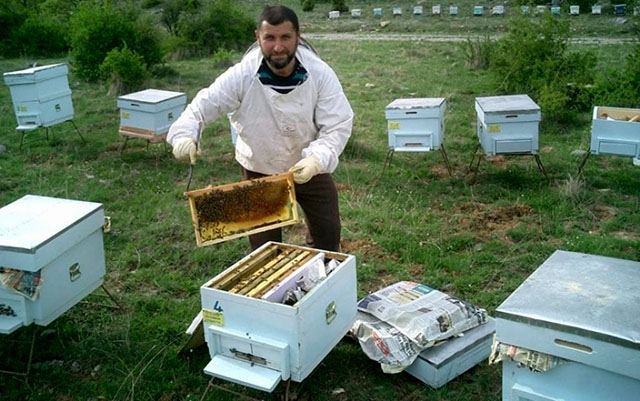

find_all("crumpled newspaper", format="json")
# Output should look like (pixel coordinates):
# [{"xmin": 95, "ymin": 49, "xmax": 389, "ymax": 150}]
[
  {"xmin": 489, "ymin": 337, "xmax": 561, "ymax": 372},
  {"xmin": 351, "ymin": 281, "xmax": 488, "ymax": 373},
  {"xmin": 0, "ymin": 267, "xmax": 42, "ymax": 300}
]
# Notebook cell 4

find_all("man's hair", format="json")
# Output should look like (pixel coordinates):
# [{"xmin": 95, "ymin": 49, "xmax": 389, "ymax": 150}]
[{"xmin": 257, "ymin": 5, "xmax": 299, "ymax": 32}]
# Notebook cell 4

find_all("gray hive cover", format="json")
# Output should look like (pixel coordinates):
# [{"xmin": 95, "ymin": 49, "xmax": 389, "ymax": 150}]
[
  {"xmin": 118, "ymin": 88, "xmax": 184, "ymax": 104},
  {"xmin": 496, "ymin": 250, "xmax": 640, "ymax": 349},
  {"xmin": 476, "ymin": 94, "xmax": 540, "ymax": 114},
  {"xmin": 386, "ymin": 98, "xmax": 445, "ymax": 110}
]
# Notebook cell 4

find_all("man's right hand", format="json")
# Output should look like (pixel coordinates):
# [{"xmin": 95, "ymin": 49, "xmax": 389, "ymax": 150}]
[{"xmin": 172, "ymin": 138, "xmax": 197, "ymax": 164}]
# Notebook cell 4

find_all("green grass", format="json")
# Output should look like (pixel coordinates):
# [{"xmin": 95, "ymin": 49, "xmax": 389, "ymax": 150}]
[{"xmin": 1, "ymin": 30, "xmax": 639, "ymax": 401}]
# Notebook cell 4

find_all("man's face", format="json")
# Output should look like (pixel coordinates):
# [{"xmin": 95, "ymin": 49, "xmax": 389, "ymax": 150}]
[{"xmin": 255, "ymin": 20, "xmax": 299, "ymax": 74}]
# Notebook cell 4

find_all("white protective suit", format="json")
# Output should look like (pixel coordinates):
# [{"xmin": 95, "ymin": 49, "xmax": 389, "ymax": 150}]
[{"xmin": 167, "ymin": 44, "xmax": 354, "ymax": 175}]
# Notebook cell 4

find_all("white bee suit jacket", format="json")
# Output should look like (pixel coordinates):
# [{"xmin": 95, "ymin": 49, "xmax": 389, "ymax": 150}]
[{"xmin": 167, "ymin": 44, "xmax": 354, "ymax": 175}]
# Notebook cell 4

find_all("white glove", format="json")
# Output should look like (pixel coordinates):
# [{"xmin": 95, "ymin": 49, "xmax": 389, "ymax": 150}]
[
  {"xmin": 291, "ymin": 155, "xmax": 321, "ymax": 184},
  {"xmin": 172, "ymin": 138, "xmax": 197, "ymax": 164}
]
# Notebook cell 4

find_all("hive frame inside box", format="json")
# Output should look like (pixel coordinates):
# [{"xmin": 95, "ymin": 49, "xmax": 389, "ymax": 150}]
[
  {"xmin": 578, "ymin": 106, "xmax": 640, "ymax": 173},
  {"xmin": 200, "ymin": 242, "xmax": 357, "ymax": 392},
  {"xmin": 185, "ymin": 172, "xmax": 299, "ymax": 247}
]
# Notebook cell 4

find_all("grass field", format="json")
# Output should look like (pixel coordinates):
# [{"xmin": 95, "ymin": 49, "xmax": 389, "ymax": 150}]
[{"xmin": 1, "ymin": 6, "xmax": 639, "ymax": 401}]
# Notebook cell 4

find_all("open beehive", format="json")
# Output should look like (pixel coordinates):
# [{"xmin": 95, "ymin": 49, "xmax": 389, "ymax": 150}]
[{"xmin": 185, "ymin": 172, "xmax": 299, "ymax": 246}]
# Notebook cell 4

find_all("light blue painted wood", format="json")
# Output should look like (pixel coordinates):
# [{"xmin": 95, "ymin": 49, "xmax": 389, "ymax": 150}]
[
  {"xmin": 590, "ymin": 106, "xmax": 640, "ymax": 158},
  {"xmin": 117, "ymin": 89, "xmax": 186, "ymax": 136},
  {"xmin": 385, "ymin": 98, "xmax": 446, "ymax": 152},
  {"xmin": 3, "ymin": 63, "xmax": 74, "ymax": 130},
  {"xmin": 475, "ymin": 95, "xmax": 541, "ymax": 156},
  {"xmin": 0, "ymin": 195, "xmax": 106, "ymax": 334},
  {"xmin": 496, "ymin": 250, "xmax": 640, "ymax": 399},
  {"xmin": 503, "ymin": 359, "xmax": 640, "ymax": 401},
  {"xmin": 405, "ymin": 318, "xmax": 495, "ymax": 388},
  {"xmin": 200, "ymin": 242, "xmax": 357, "ymax": 390}
]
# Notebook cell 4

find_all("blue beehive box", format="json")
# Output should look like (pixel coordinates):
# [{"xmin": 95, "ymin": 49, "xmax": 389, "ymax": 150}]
[
  {"xmin": 474, "ymin": 5, "xmax": 484, "ymax": 15},
  {"xmin": 475, "ymin": 94, "xmax": 541, "ymax": 156},
  {"xmin": 496, "ymin": 250, "xmax": 640, "ymax": 401},
  {"xmin": 3, "ymin": 63, "xmax": 74, "ymax": 131},
  {"xmin": 405, "ymin": 318, "xmax": 495, "ymax": 388},
  {"xmin": 117, "ymin": 89, "xmax": 186, "ymax": 139},
  {"xmin": 614, "ymin": 4, "xmax": 626, "ymax": 14},
  {"xmin": 200, "ymin": 242, "xmax": 357, "ymax": 392},
  {"xmin": 385, "ymin": 98, "xmax": 446, "ymax": 152},
  {"xmin": 0, "ymin": 195, "xmax": 106, "ymax": 334},
  {"xmin": 590, "ymin": 106, "xmax": 640, "ymax": 160}
]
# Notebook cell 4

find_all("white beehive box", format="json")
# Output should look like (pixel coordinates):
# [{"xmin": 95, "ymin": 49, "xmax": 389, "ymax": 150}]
[
  {"xmin": 351, "ymin": 8, "xmax": 361, "ymax": 17},
  {"xmin": 393, "ymin": 7, "xmax": 403, "ymax": 16},
  {"xmin": 432, "ymin": 5, "xmax": 441, "ymax": 15},
  {"xmin": 413, "ymin": 6, "xmax": 423, "ymax": 15},
  {"xmin": 475, "ymin": 94, "xmax": 541, "ymax": 156},
  {"xmin": 590, "ymin": 106, "xmax": 640, "ymax": 159},
  {"xmin": 521, "ymin": 6, "xmax": 530, "ymax": 14},
  {"xmin": 0, "ymin": 195, "xmax": 106, "ymax": 334},
  {"xmin": 537, "ymin": 5, "xmax": 547, "ymax": 13},
  {"xmin": 200, "ymin": 242, "xmax": 357, "ymax": 392},
  {"xmin": 450, "ymin": 6, "xmax": 459, "ymax": 15},
  {"xmin": 496, "ymin": 250, "xmax": 640, "ymax": 400},
  {"xmin": 328, "ymin": 10, "xmax": 340, "ymax": 19},
  {"xmin": 405, "ymin": 318, "xmax": 495, "ymax": 388},
  {"xmin": 117, "ymin": 89, "xmax": 186, "ymax": 139},
  {"xmin": 592, "ymin": 4, "xmax": 602, "ymax": 14},
  {"xmin": 570, "ymin": 5, "xmax": 580, "ymax": 14},
  {"xmin": 492, "ymin": 5, "xmax": 505, "ymax": 15},
  {"xmin": 385, "ymin": 98, "xmax": 446, "ymax": 152},
  {"xmin": 3, "ymin": 63, "xmax": 74, "ymax": 131}
]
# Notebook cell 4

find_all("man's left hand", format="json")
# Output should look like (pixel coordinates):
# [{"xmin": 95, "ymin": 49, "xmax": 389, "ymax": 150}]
[{"xmin": 290, "ymin": 155, "xmax": 321, "ymax": 184}]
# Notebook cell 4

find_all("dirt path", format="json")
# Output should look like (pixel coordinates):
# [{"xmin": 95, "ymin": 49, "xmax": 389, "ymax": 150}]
[{"xmin": 304, "ymin": 32, "xmax": 636, "ymax": 44}]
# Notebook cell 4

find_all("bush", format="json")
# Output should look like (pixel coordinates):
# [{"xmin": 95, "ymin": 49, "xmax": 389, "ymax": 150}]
[
  {"xmin": 211, "ymin": 48, "xmax": 239, "ymax": 68},
  {"xmin": 160, "ymin": 0, "xmax": 200, "ymax": 34},
  {"xmin": 489, "ymin": 14, "xmax": 597, "ymax": 120},
  {"xmin": 592, "ymin": 42, "xmax": 640, "ymax": 108},
  {"xmin": 69, "ymin": 2, "xmax": 164, "ymax": 81},
  {"xmin": 175, "ymin": 0, "xmax": 255, "ymax": 57},
  {"xmin": 0, "ymin": 5, "xmax": 28, "ymax": 57},
  {"xmin": 331, "ymin": 0, "xmax": 348, "ymax": 13},
  {"xmin": 460, "ymin": 35, "xmax": 493, "ymax": 70},
  {"xmin": 301, "ymin": 0, "xmax": 316, "ymax": 12},
  {"xmin": 100, "ymin": 45, "xmax": 149, "ymax": 94},
  {"xmin": 12, "ymin": 14, "xmax": 68, "ymax": 57}
]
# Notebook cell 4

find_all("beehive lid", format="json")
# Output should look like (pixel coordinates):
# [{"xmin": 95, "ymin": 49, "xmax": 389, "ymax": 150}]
[
  {"xmin": 118, "ymin": 88, "xmax": 185, "ymax": 104},
  {"xmin": 496, "ymin": 250, "xmax": 640, "ymax": 349},
  {"xmin": 476, "ymin": 94, "xmax": 539, "ymax": 114},
  {"xmin": 0, "ymin": 195, "xmax": 102, "ymax": 254},
  {"xmin": 3, "ymin": 63, "xmax": 68, "ymax": 84},
  {"xmin": 185, "ymin": 172, "xmax": 299, "ymax": 247},
  {"xmin": 386, "ymin": 98, "xmax": 445, "ymax": 110}
]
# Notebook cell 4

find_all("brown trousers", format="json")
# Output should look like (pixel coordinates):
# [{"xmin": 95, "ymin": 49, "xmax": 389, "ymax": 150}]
[{"xmin": 241, "ymin": 168, "xmax": 341, "ymax": 252}]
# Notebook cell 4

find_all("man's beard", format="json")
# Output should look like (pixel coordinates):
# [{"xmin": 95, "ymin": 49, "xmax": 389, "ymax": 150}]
[{"xmin": 264, "ymin": 46, "xmax": 297, "ymax": 70}]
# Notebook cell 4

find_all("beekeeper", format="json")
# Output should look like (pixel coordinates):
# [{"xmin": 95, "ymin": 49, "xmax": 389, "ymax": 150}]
[{"xmin": 167, "ymin": 5, "xmax": 353, "ymax": 252}]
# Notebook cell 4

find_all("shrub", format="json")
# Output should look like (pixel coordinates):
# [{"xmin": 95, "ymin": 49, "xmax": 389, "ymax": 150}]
[
  {"xmin": 0, "ymin": 4, "xmax": 28, "ymax": 57},
  {"xmin": 69, "ymin": 2, "xmax": 164, "ymax": 81},
  {"xmin": 592, "ymin": 43, "xmax": 640, "ymax": 108},
  {"xmin": 12, "ymin": 14, "xmax": 68, "ymax": 57},
  {"xmin": 211, "ymin": 48, "xmax": 239, "ymax": 68},
  {"xmin": 175, "ymin": 0, "xmax": 255, "ymax": 57},
  {"xmin": 460, "ymin": 35, "xmax": 493, "ymax": 70},
  {"xmin": 331, "ymin": 0, "xmax": 348, "ymax": 13},
  {"xmin": 160, "ymin": 0, "xmax": 200, "ymax": 34},
  {"xmin": 100, "ymin": 45, "xmax": 149, "ymax": 94},
  {"xmin": 489, "ymin": 14, "xmax": 597, "ymax": 120},
  {"xmin": 301, "ymin": 0, "xmax": 316, "ymax": 12}
]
